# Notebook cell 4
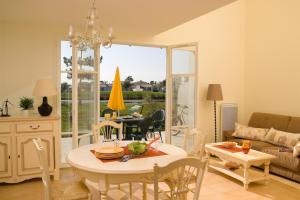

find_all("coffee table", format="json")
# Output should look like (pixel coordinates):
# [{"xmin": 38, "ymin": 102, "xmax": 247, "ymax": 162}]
[{"xmin": 205, "ymin": 143, "xmax": 276, "ymax": 189}]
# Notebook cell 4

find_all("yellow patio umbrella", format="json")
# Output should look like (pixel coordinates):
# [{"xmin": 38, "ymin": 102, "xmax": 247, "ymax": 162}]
[{"xmin": 107, "ymin": 67, "xmax": 125, "ymax": 113}]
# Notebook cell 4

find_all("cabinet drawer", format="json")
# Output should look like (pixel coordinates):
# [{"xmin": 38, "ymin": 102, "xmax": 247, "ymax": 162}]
[
  {"xmin": 0, "ymin": 123, "xmax": 11, "ymax": 134},
  {"xmin": 17, "ymin": 122, "xmax": 53, "ymax": 133}
]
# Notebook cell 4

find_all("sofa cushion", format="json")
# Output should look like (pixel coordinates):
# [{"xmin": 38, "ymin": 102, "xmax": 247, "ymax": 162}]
[
  {"xmin": 261, "ymin": 147, "xmax": 300, "ymax": 172},
  {"xmin": 232, "ymin": 123, "xmax": 268, "ymax": 141},
  {"xmin": 287, "ymin": 117, "xmax": 300, "ymax": 133},
  {"xmin": 265, "ymin": 128, "xmax": 300, "ymax": 149},
  {"xmin": 248, "ymin": 112, "xmax": 290, "ymax": 131},
  {"xmin": 293, "ymin": 141, "xmax": 300, "ymax": 158},
  {"xmin": 229, "ymin": 138, "xmax": 274, "ymax": 151}
]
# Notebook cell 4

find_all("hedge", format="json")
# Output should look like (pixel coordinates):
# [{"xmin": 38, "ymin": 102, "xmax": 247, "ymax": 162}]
[
  {"xmin": 61, "ymin": 91, "xmax": 165, "ymax": 100},
  {"xmin": 100, "ymin": 91, "xmax": 165, "ymax": 100}
]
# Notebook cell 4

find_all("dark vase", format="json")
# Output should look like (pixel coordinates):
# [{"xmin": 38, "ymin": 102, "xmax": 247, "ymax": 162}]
[{"xmin": 38, "ymin": 97, "xmax": 52, "ymax": 116}]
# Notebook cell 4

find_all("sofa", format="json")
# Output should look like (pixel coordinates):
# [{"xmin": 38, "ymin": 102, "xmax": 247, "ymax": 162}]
[{"xmin": 224, "ymin": 112, "xmax": 300, "ymax": 183}]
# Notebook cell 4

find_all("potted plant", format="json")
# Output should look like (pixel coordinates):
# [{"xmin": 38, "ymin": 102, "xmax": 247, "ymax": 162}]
[{"xmin": 19, "ymin": 97, "xmax": 34, "ymax": 116}]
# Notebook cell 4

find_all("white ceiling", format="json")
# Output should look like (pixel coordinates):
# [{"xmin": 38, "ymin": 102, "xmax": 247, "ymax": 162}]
[{"xmin": 0, "ymin": 0, "xmax": 236, "ymax": 37}]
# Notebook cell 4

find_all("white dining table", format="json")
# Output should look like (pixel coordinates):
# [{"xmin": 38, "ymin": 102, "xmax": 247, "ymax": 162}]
[{"xmin": 67, "ymin": 141, "xmax": 187, "ymax": 200}]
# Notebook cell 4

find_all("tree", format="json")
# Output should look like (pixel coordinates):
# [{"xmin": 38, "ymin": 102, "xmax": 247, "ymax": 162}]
[
  {"xmin": 123, "ymin": 76, "xmax": 134, "ymax": 90},
  {"xmin": 160, "ymin": 79, "xmax": 166, "ymax": 87},
  {"xmin": 61, "ymin": 82, "xmax": 69, "ymax": 92},
  {"xmin": 150, "ymin": 81, "xmax": 156, "ymax": 85}
]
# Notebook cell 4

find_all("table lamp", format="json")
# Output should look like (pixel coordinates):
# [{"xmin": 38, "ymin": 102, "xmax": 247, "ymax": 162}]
[
  {"xmin": 207, "ymin": 84, "xmax": 223, "ymax": 142},
  {"xmin": 32, "ymin": 79, "xmax": 57, "ymax": 116}
]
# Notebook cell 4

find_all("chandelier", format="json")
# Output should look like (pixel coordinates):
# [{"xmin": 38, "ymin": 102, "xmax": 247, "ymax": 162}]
[{"xmin": 68, "ymin": 0, "xmax": 113, "ymax": 49}]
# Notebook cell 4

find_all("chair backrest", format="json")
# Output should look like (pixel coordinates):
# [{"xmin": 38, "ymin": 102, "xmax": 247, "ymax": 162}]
[
  {"xmin": 127, "ymin": 104, "xmax": 144, "ymax": 115},
  {"xmin": 93, "ymin": 120, "xmax": 123, "ymax": 143},
  {"xmin": 153, "ymin": 157, "xmax": 208, "ymax": 200},
  {"xmin": 33, "ymin": 138, "xmax": 51, "ymax": 200},
  {"xmin": 101, "ymin": 108, "xmax": 114, "ymax": 117},
  {"xmin": 151, "ymin": 109, "xmax": 165, "ymax": 128},
  {"xmin": 139, "ymin": 116, "xmax": 152, "ymax": 134},
  {"xmin": 183, "ymin": 128, "xmax": 207, "ymax": 158}
]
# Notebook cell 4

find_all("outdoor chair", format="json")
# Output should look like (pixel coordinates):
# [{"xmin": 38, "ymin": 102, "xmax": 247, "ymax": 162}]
[
  {"xmin": 149, "ymin": 109, "xmax": 165, "ymax": 142},
  {"xmin": 124, "ymin": 104, "xmax": 144, "ymax": 136},
  {"xmin": 101, "ymin": 108, "xmax": 114, "ymax": 117},
  {"xmin": 153, "ymin": 157, "xmax": 208, "ymax": 200},
  {"xmin": 32, "ymin": 138, "xmax": 93, "ymax": 200},
  {"xmin": 93, "ymin": 121, "xmax": 123, "ymax": 143},
  {"xmin": 126, "ymin": 116, "xmax": 152, "ymax": 140},
  {"xmin": 127, "ymin": 104, "xmax": 144, "ymax": 115}
]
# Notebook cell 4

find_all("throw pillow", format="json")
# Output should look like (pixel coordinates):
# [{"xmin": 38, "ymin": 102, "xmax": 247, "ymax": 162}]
[
  {"xmin": 232, "ymin": 123, "xmax": 268, "ymax": 141},
  {"xmin": 293, "ymin": 141, "xmax": 300, "ymax": 157},
  {"xmin": 265, "ymin": 128, "xmax": 300, "ymax": 149}
]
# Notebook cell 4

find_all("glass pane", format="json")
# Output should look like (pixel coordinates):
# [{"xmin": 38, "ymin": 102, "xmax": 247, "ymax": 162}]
[
  {"xmin": 61, "ymin": 71, "xmax": 72, "ymax": 164},
  {"xmin": 171, "ymin": 76, "xmax": 195, "ymax": 128},
  {"xmin": 77, "ymin": 45, "xmax": 95, "ymax": 71},
  {"xmin": 61, "ymin": 41, "xmax": 72, "ymax": 72},
  {"xmin": 61, "ymin": 73, "xmax": 72, "ymax": 132},
  {"xmin": 78, "ymin": 73, "xmax": 97, "ymax": 146},
  {"xmin": 170, "ymin": 45, "xmax": 196, "ymax": 147},
  {"xmin": 60, "ymin": 39, "xmax": 72, "ymax": 164},
  {"xmin": 172, "ymin": 47, "xmax": 195, "ymax": 74}
]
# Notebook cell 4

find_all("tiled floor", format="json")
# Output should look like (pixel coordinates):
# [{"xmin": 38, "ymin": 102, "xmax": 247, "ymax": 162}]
[{"xmin": 0, "ymin": 168, "xmax": 299, "ymax": 200}]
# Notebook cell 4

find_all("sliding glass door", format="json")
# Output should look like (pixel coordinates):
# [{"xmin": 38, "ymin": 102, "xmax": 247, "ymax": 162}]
[{"xmin": 166, "ymin": 44, "xmax": 198, "ymax": 146}]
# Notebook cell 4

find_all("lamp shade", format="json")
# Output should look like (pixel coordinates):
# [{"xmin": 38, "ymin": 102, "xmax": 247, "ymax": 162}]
[
  {"xmin": 32, "ymin": 79, "xmax": 57, "ymax": 97},
  {"xmin": 206, "ymin": 84, "xmax": 223, "ymax": 101}
]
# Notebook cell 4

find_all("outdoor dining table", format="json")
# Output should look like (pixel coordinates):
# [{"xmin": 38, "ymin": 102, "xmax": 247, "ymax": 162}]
[
  {"xmin": 67, "ymin": 140, "xmax": 187, "ymax": 200},
  {"xmin": 99, "ymin": 116, "xmax": 144, "ymax": 123}
]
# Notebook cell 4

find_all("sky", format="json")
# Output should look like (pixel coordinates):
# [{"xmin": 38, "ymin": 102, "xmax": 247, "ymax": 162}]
[{"xmin": 61, "ymin": 42, "xmax": 166, "ymax": 83}]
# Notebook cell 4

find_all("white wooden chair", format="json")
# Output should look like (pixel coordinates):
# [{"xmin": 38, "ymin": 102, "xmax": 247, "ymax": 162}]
[
  {"xmin": 93, "ymin": 120, "xmax": 123, "ymax": 143},
  {"xmin": 154, "ymin": 157, "xmax": 208, "ymax": 200},
  {"xmin": 93, "ymin": 121, "xmax": 134, "ymax": 198},
  {"xmin": 183, "ymin": 128, "xmax": 207, "ymax": 158},
  {"xmin": 33, "ymin": 138, "xmax": 92, "ymax": 200}
]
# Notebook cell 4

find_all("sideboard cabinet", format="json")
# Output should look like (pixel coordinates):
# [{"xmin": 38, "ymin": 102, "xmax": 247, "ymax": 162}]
[{"xmin": 0, "ymin": 116, "xmax": 60, "ymax": 183}]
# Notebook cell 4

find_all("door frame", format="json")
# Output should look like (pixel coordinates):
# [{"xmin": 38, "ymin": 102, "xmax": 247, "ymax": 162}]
[
  {"xmin": 166, "ymin": 43, "xmax": 199, "ymax": 144},
  {"xmin": 58, "ymin": 40, "xmax": 199, "ymax": 160}
]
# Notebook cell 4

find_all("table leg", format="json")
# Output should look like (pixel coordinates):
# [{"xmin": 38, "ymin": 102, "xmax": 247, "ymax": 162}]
[
  {"xmin": 99, "ymin": 176, "xmax": 109, "ymax": 200},
  {"xmin": 264, "ymin": 161, "xmax": 270, "ymax": 185},
  {"xmin": 143, "ymin": 183, "xmax": 147, "ymax": 200},
  {"xmin": 243, "ymin": 164, "xmax": 249, "ymax": 190}
]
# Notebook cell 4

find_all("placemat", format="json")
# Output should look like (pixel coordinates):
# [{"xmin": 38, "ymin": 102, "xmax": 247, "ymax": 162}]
[
  {"xmin": 214, "ymin": 145, "xmax": 243, "ymax": 153},
  {"xmin": 91, "ymin": 146, "xmax": 167, "ymax": 163}
]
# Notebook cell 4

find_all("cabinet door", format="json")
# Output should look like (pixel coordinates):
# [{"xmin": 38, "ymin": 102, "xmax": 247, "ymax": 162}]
[
  {"xmin": 0, "ymin": 137, "xmax": 12, "ymax": 178},
  {"xmin": 17, "ymin": 135, "xmax": 54, "ymax": 175}
]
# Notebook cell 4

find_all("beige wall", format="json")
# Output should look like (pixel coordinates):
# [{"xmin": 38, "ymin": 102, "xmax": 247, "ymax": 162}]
[
  {"xmin": 0, "ymin": 1, "xmax": 245, "ymax": 142},
  {"xmin": 245, "ymin": 0, "xmax": 300, "ymax": 121},
  {"xmin": 0, "ymin": 21, "xmax": 64, "ymax": 115},
  {"xmin": 150, "ymin": 0, "xmax": 246, "ymax": 142}
]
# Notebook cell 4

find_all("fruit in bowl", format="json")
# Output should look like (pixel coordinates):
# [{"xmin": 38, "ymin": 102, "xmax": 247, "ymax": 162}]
[
  {"xmin": 127, "ymin": 141, "xmax": 147, "ymax": 155},
  {"xmin": 222, "ymin": 142, "xmax": 237, "ymax": 149}
]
